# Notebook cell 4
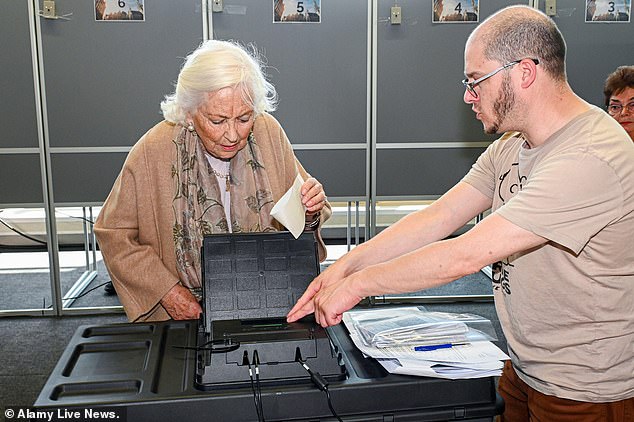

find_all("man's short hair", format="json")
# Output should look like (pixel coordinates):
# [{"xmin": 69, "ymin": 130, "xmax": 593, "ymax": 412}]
[
  {"xmin": 603, "ymin": 65, "xmax": 634, "ymax": 106},
  {"xmin": 474, "ymin": 6, "xmax": 567, "ymax": 81}
]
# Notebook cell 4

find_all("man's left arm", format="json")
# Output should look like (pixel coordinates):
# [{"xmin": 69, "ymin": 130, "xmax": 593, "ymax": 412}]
[{"xmin": 311, "ymin": 212, "xmax": 547, "ymax": 327}]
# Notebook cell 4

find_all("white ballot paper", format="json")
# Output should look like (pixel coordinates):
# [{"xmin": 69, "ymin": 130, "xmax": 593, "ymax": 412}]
[
  {"xmin": 342, "ymin": 308, "xmax": 510, "ymax": 380},
  {"xmin": 271, "ymin": 174, "xmax": 306, "ymax": 239}
]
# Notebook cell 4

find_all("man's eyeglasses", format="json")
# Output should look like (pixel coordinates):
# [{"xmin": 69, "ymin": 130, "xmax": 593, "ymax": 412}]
[
  {"xmin": 462, "ymin": 58, "xmax": 540, "ymax": 99},
  {"xmin": 607, "ymin": 102, "xmax": 634, "ymax": 116}
]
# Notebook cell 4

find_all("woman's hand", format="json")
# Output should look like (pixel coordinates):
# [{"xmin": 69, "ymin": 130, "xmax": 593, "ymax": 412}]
[
  {"xmin": 160, "ymin": 283, "xmax": 202, "ymax": 320},
  {"xmin": 301, "ymin": 177, "xmax": 327, "ymax": 215}
]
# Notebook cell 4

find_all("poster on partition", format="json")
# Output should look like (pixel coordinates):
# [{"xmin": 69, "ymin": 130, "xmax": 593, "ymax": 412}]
[
  {"xmin": 95, "ymin": 0, "xmax": 145, "ymax": 21},
  {"xmin": 274, "ymin": 0, "xmax": 321, "ymax": 23},
  {"xmin": 586, "ymin": 0, "xmax": 631, "ymax": 22},
  {"xmin": 433, "ymin": 0, "xmax": 479, "ymax": 23}
]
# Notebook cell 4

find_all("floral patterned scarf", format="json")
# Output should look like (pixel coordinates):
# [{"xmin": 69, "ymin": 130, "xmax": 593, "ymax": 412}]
[{"xmin": 171, "ymin": 126, "xmax": 278, "ymax": 293}]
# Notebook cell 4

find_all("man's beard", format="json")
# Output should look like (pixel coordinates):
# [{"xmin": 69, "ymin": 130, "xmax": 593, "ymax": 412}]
[{"xmin": 486, "ymin": 73, "xmax": 515, "ymax": 134}]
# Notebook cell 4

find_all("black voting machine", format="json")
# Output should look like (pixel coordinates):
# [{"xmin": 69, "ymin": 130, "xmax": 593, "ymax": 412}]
[
  {"xmin": 35, "ymin": 232, "xmax": 503, "ymax": 421},
  {"xmin": 196, "ymin": 232, "xmax": 345, "ymax": 390}
]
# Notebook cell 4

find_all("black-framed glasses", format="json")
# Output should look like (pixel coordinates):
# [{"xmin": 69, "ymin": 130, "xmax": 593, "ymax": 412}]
[
  {"xmin": 607, "ymin": 102, "xmax": 634, "ymax": 116},
  {"xmin": 462, "ymin": 58, "xmax": 540, "ymax": 99}
]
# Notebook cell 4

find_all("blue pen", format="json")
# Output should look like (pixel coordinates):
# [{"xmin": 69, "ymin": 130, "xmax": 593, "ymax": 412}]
[{"xmin": 414, "ymin": 343, "xmax": 466, "ymax": 351}]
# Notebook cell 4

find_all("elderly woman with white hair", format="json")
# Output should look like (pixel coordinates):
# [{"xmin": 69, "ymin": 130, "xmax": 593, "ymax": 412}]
[{"xmin": 95, "ymin": 40, "xmax": 331, "ymax": 322}]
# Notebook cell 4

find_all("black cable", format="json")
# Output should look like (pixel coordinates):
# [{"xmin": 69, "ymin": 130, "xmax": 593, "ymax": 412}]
[
  {"xmin": 62, "ymin": 281, "xmax": 112, "ymax": 300},
  {"xmin": 172, "ymin": 338, "xmax": 240, "ymax": 353},
  {"xmin": 253, "ymin": 350, "xmax": 265, "ymax": 421},
  {"xmin": 0, "ymin": 209, "xmax": 94, "ymax": 249},
  {"xmin": 247, "ymin": 354, "xmax": 264, "ymax": 422},
  {"xmin": 45, "ymin": 281, "xmax": 113, "ymax": 308},
  {"xmin": 54, "ymin": 210, "xmax": 95, "ymax": 225},
  {"xmin": 0, "ymin": 215, "xmax": 47, "ymax": 245},
  {"xmin": 324, "ymin": 387, "xmax": 343, "ymax": 422},
  {"xmin": 297, "ymin": 359, "xmax": 343, "ymax": 422}
]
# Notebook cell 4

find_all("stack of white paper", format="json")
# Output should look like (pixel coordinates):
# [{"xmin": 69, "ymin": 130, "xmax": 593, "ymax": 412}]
[
  {"xmin": 342, "ymin": 307, "xmax": 510, "ymax": 380},
  {"xmin": 351, "ymin": 310, "xmax": 470, "ymax": 348}
]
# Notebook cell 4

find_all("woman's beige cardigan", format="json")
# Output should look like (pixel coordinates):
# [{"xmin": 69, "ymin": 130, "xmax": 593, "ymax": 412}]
[{"xmin": 95, "ymin": 113, "xmax": 331, "ymax": 322}]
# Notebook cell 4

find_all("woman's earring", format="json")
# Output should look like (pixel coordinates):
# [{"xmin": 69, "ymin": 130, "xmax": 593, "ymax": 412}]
[{"xmin": 187, "ymin": 122, "xmax": 195, "ymax": 132}]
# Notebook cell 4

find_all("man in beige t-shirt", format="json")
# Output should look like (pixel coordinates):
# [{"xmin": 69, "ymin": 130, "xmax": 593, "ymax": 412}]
[{"xmin": 289, "ymin": 5, "xmax": 634, "ymax": 420}]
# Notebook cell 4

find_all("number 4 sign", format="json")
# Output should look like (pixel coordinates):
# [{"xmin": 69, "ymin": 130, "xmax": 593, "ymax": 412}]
[{"xmin": 433, "ymin": 0, "xmax": 479, "ymax": 23}]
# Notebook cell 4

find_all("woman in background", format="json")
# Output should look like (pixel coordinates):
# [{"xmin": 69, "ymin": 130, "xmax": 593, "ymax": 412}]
[{"xmin": 603, "ymin": 65, "xmax": 634, "ymax": 141}]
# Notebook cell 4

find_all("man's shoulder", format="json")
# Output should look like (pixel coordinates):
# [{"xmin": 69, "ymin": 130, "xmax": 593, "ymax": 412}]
[
  {"xmin": 497, "ymin": 131, "xmax": 525, "ymax": 144},
  {"xmin": 485, "ymin": 131, "xmax": 525, "ymax": 156}
]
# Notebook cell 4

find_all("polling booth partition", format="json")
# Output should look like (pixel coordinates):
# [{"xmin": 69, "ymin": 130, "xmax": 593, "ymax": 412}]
[
  {"xmin": 4, "ymin": 0, "xmax": 631, "ymax": 419},
  {"xmin": 1, "ymin": 0, "xmax": 631, "ymax": 315}
]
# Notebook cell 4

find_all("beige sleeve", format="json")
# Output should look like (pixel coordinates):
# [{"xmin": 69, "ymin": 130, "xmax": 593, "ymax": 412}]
[{"xmin": 94, "ymin": 142, "xmax": 179, "ymax": 322}]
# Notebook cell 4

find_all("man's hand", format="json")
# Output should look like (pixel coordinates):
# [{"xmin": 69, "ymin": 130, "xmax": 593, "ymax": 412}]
[
  {"xmin": 161, "ymin": 283, "xmax": 202, "ymax": 320},
  {"xmin": 287, "ymin": 276, "xmax": 322, "ymax": 322},
  {"xmin": 287, "ymin": 260, "xmax": 346, "ymax": 322},
  {"xmin": 311, "ymin": 274, "xmax": 364, "ymax": 327},
  {"xmin": 287, "ymin": 262, "xmax": 363, "ymax": 327}
]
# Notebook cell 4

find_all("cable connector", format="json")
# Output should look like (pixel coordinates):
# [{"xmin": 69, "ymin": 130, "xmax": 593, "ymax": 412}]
[
  {"xmin": 300, "ymin": 361, "xmax": 329, "ymax": 391},
  {"xmin": 296, "ymin": 352, "xmax": 343, "ymax": 421}
]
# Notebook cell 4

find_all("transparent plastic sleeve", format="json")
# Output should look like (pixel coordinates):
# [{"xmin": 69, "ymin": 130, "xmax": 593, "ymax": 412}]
[{"xmin": 348, "ymin": 307, "xmax": 498, "ymax": 348}]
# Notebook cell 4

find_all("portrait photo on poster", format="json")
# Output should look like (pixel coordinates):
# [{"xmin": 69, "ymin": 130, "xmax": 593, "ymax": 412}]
[
  {"xmin": 433, "ymin": 0, "xmax": 479, "ymax": 23},
  {"xmin": 274, "ymin": 0, "xmax": 321, "ymax": 23},
  {"xmin": 95, "ymin": 0, "xmax": 145, "ymax": 22},
  {"xmin": 586, "ymin": 0, "xmax": 631, "ymax": 22}
]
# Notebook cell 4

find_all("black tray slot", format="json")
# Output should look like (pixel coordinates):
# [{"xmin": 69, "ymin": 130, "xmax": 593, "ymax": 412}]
[
  {"xmin": 82, "ymin": 325, "xmax": 154, "ymax": 338},
  {"xmin": 62, "ymin": 341, "xmax": 151, "ymax": 377},
  {"xmin": 50, "ymin": 380, "xmax": 142, "ymax": 400}
]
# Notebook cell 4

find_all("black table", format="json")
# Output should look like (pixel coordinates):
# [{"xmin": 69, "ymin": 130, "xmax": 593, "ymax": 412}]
[{"xmin": 34, "ymin": 320, "xmax": 503, "ymax": 421}]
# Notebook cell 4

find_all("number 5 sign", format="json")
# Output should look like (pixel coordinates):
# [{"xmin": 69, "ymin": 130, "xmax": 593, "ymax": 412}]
[{"xmin": 274, "ymin": 0, "xmax": 321, "ymax": 23}]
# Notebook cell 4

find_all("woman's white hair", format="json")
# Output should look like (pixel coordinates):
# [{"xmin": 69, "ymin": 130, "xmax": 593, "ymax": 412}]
[{"xmin": 160, "ymin": 40, "xmax": 278, "ymax": 124}]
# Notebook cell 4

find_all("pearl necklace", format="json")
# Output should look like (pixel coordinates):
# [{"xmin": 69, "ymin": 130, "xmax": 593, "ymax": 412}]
[{"xmin": 209, "ymin": 166, "xmax": 231, "ymax": 192}]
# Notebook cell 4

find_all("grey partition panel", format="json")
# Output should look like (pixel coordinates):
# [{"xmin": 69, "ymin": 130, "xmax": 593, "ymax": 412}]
[
  {"xmin": 294, "ymin": 150, "xmax": 366, "ymax": 197},
  {"xmin": 39, "ymin": 0, "xmax": 203, "ymax": 204},
  {"xmin": 553, "ymin": 0, "xmax": 634, "ymax": 108},
  {"xmin": 377, "ymin": 0, "xmax": 633, "ymax": 144},
  {"xmin": 51, "ymin": 153, "xmax": 127, "ymax": 204},
  {"xmin": 40, "ymin": 0, "xmax": 203, "ymax": 148},
  {"xmin": 376, "ymin": 0, "xmax": 499, "ymax": 144},
  {"xmin": 376, "ymin": 148, "xmax": 485, "ymax": 197},
  {"xmin": 1, "ymin": 0, "xmax": 38, "ymax": 148},
  {"xmin": 211, "ymin": 0, "xmax": 368, "ymax": 145},
  {"xmin": 0, "ymin": 154, "xmax": 43, "ymax": 204},
  {"xmin": 376, "ymin": 0, "xmax": 633, "ymax": 197}
]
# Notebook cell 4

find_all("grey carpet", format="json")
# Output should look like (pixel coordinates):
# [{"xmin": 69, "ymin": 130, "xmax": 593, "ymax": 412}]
[
  {"xmin": 0, "ymin": 259, "xmax": 121, "ymax": 311},
  {"xmin": 0, "ymin": 315, "xmax": 127, "ymax": 408}
]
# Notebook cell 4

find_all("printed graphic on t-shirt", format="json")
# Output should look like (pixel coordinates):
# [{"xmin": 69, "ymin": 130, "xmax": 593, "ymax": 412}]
[
  {"xmin": 492, "ymin": 259, "xmax": 513, "ymax": 294},
  {"xmin": 493, "ymin": 161, "xmax": 526, "ymax": 296},
  {"xmin": 497, "ymin": 162, "xmax": 526, "ymax": 203}
]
